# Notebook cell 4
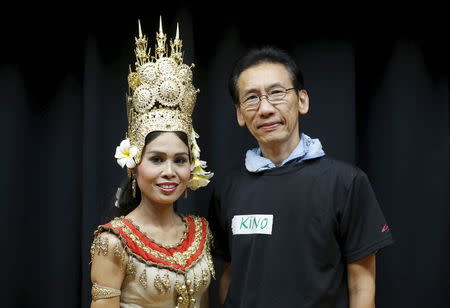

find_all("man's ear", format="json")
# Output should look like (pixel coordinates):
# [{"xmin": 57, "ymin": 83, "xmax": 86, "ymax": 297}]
[
  {"xmin": 298, "ymin": 89, "xmax": 309, "ymax": 115},
  {"xmin": 235, "ymin": 104, "xmax": 246, "ymax": 127}
]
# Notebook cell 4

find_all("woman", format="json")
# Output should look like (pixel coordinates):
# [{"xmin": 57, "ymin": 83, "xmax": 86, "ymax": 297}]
[{"xmin": 90, "ymin": 19, "xmax": 214, "ymax": 308}]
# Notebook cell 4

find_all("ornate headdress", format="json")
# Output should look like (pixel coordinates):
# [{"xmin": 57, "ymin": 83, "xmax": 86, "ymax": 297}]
[{"xmin": 114, "ymin": 18, "xmax": 213, "ymax": 190}]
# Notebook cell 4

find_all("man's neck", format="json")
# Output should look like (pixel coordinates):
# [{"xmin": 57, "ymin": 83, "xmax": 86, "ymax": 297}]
[{"xmin": 259, "ymin": 134, "xmax": 301, "ymax": 166}]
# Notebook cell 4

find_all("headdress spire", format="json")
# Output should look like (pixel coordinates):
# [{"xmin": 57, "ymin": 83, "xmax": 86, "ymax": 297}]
[
  {"xmin": 115, "ymin": 18, "xmax": 213, "ymax": 190},
  {"xmin": 170, "ymin": 22, "xmax": 183, "ymax": 64},
  {"xmin": 134, "ymin": 19, "xmax": 150, "ymax": 67},
  {"xmin": 155, "ymin": 16, "xmax": 167, "ymax": 59}
]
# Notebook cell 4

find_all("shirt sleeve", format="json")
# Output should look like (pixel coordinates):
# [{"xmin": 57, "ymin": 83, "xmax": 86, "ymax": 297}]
[
  {"xmin": 207, "ymin": 185, "xmax": 231, "ymax": 262},
  {"xmin": 339, "ymin": 169, "xmax": 394, "ymax": 263}
]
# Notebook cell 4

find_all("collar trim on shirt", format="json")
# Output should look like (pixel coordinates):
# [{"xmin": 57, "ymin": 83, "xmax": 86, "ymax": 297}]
[{"xmin": 245, "ymin": 133, "xmax": 325, "ymax": 173}]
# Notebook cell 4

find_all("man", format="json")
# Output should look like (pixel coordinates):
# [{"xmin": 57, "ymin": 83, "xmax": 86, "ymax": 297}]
[{"xmin": 208, "ymin": 46, "xmax": 394, "ymax": 308}]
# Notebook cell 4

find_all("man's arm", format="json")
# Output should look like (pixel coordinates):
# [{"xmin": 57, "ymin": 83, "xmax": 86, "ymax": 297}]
[
  {"xmin": 347, "ymin": 253, "xmax": 376, "ymax": 308},
  {"xmin": 219, "ymin": 262, "xmax": 231, "ymax": 306}
]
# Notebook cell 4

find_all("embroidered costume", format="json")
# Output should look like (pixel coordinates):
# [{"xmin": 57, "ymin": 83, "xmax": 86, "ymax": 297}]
[
  {"xmin": 90, "ymin": 18, "xmax": 214, "ymax": 308},
  {"xmin": 91, "ymin": 215, "xmax": 215, "ymax": 307}
]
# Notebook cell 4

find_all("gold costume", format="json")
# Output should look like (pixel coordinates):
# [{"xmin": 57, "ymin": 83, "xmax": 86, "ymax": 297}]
[
  {"xmin": 91, "ymin": 215, "xmax": 214, "ymax": 307},
  {"xmin": 90, "ymin": 17, "xmax": 214, "ymax": 308}
]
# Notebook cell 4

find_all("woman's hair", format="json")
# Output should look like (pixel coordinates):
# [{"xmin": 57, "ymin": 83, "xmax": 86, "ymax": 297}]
[{"xmin": 111, "ymin": 131, "xmax": 189, "ymax": 217}]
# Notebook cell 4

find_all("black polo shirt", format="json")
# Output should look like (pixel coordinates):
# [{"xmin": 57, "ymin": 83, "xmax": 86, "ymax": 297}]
[{"xmin": 209, "ymin": 156, "xmax": 394, "ymax": 307}]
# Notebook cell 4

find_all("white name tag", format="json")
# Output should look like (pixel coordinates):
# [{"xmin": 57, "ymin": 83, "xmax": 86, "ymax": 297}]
[{"xmin": 232, "ymin": 214, "xmax": 273, "ymax": 235}]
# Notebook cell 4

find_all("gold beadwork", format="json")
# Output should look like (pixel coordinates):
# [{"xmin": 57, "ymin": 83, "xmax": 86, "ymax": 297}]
[
  {"xmin": 114, "ymin": 242, "xmax": 121, "ymax": 257},
  {"xmin": 154, "ymin": 271, "xmax": 171, "ymax": 294},
  {"xmin": 94, "ymin": 216, "xmax": 214, "ymax": 282},
  {"xmin": 90, "ymin": 233, "xmax": 121, "ymax": 263},
  {"xmin": 201, "ymin": 269, "xmax": 209, "ymax": 286},
  {"xmin": 126, "ymin": 256, "xmax": 136, "ymax": 278},
  {"xmin": 109, "ymin": 217, "xmax": 204, "ymax": 271},
  {"xmin": 90, "ymin": 237, "xmax": 98, "ymax": 263},
  {"xmin": 161, "ymin": 272, "xmax": 170, "ymax": 290},
  {"xmin": 206, "ymin": 254, "xmax": 216, "ymax": 280},
  {"xmin": 139, "ymin": 268, "xmax": 148, "ymax": 289},
  {"xmin": 206, "ymin": 226, "xmax": 216, "ymax": 279},
  {"xmin": 127, "ymin": 215, "xmax": 189, "ymax": 249},
  {"xmin": 91, "ymin": 216, "xmax": 216, "ymax": 307},
  {"xmin": 99, "ymin": 236, "xmax": 109, "ymax": 256},
  {"xmin": 91, "ymin": 235, "xmax": 109, "ymax": 257},
  {"xmin": 173, "ymin": 252, "xmax": 187, "ymax": 267},
  {"xmin": 193, "ymin": 272, "xmax": 201, "ymax": 292},
  {"xmin": 175, "ymin": 278, "xmax": 196, "ymax": 308},
  {"xmin": 91, "ymin": 283, "xmax": 121, "ymax": 301},
  {"xmin": 113, "ymin": 242, "xmax": 127, "ymax": 269}
]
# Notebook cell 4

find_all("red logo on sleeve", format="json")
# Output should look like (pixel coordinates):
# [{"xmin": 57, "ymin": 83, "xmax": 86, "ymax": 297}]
[{"xmin": 381, "ymin": 224, "xmax": 390, "ymax": 233}]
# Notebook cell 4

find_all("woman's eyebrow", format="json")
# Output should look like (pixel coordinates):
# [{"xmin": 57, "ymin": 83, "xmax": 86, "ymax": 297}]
[{"xmin": 146, "ymin": 151, "xmax": 189, "ymax": 156}]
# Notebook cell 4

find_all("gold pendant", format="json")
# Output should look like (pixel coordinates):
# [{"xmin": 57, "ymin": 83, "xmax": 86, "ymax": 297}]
[
  {"xmin": 139, "ymin": 268, "xmax": 148, "ymax": 289},
  {"xmin": 154, "ymin": 271, "xmax": 170, "ymax": 294},
  {"xmin": 126, "ymin": 257, "xmax": 136, "ymax": 278},
  {"xmin": 175, "ymin": 278, "xmax": 196, "ymax": 308}
]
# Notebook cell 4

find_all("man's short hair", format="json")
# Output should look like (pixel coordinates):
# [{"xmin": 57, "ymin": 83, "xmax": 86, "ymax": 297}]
[{"xmin": 228, "ymin": 46, "xmax": 305, "ymax": 104}]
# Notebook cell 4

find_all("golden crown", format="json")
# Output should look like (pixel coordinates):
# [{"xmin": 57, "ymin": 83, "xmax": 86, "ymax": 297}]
[{"xmin": 115, "ymin": 17, "xmax": 213, "ymax": 190}]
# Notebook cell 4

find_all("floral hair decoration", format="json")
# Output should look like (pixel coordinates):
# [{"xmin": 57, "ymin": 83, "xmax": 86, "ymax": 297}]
[{"xmin": 114, "ymin": 18, "xmax": 213, "ymax": 190}]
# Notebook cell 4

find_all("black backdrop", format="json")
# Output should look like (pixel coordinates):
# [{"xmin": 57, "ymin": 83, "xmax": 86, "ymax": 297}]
[{"xmin": 1, "ymin": 2, "xmax": 448, "ymax": 308}]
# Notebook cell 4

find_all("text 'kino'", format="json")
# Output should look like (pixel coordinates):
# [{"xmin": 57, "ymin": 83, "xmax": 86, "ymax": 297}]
[{"xmin": 239, "ymin": 216, "xmax": 269, "ymax": 230}]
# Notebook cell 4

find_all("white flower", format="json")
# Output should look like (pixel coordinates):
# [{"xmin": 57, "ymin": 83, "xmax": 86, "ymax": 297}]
[
  {"xmin": 191, "ymin": 159, "xmax": 207, "ymax": 171},
  {"xmin": 190, "ymin": 128, "xmax": 201, "ymax": 158},
  {"xmin": 115, "ymin": 138, "xmax": 138, "ymax": 168},
  {"xmin": 192, "ymin": 130, "xmax": 199, "ymax": 139},
  {"xmin": 191, "ymin": 141, "xmax": 200, "ymax": 158},
  {"xmin": 188, "ymin": 173, "xmax": 214, "ymax": 190},
  {"xmin": 187, "ymin": 128, "xmax": 213, "ymax": 190}
]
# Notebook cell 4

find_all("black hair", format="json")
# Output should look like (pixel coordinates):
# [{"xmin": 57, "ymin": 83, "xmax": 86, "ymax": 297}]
[
  {"xmin": 228, "ymin": 46, "xmax": 305, "ymax": 104},
  {"xmin": 112, "ymin": 131, "xmax": 189, "ymax": 217}
]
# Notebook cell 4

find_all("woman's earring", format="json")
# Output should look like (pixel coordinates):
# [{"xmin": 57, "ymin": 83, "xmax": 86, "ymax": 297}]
[
  {"xmin": 184, "ymin": 189, "xmax": 188, "ymax": 199},
  {"xmin": 132, "ymin": 178, "xmax": 137, "ymax": 199}
]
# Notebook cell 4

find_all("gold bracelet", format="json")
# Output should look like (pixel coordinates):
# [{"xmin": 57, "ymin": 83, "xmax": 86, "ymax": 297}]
[{"xmin": 91, "ymin": 283, "xmax": 121, "ymax": 300}]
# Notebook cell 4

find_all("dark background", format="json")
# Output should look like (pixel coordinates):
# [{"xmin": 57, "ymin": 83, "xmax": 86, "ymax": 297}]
[{"xmin": 1, "ymin": 1, "xmax": 448, "ymax": 308}]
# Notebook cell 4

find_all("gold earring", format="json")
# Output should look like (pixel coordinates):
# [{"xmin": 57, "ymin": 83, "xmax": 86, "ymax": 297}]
[
  {"xmin": 132, "ymin": 178, "xmax": 137, "ymax": 198},
  {"xmin": 184, "ymin": 189, "xmax": 188, "ymax": 199}
]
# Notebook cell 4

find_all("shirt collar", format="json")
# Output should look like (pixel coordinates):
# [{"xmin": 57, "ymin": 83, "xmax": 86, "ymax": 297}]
[{"xmin": 245, "ymin": 133, "xmax": 325, "ymax": 173}]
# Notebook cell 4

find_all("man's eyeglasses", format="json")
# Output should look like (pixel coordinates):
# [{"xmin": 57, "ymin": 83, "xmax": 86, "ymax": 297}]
[{"xmin": 240, "ymin": 87, "xmax": 296, "ymax": 111}]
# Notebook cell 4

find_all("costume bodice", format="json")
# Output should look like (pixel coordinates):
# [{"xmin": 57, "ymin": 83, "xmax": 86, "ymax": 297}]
[{"xmin": 91, "ymin": 215, "xmax": 215, "ymax": 308}]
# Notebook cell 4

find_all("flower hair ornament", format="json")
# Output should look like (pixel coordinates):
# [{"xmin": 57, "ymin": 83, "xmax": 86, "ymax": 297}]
[{"xmin": 114, "ymin": 17, "xmax": 213, "ymax": 190}]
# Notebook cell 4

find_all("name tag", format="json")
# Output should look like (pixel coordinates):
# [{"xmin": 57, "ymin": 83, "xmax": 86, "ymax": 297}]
[{"xmin": 232, "ymin": 214, "xmax": 273, "ymax": 235}]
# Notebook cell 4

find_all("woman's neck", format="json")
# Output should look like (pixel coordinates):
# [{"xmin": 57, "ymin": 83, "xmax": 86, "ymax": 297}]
[{"xmin": 128, "ymin": 198, "xmax": 179, "ymax": 229}]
